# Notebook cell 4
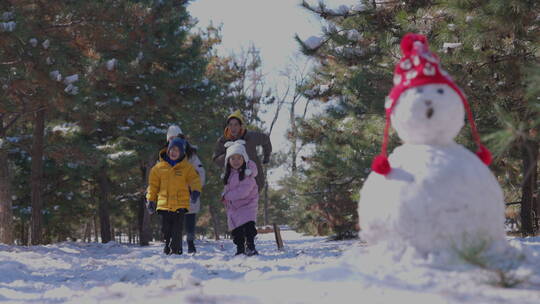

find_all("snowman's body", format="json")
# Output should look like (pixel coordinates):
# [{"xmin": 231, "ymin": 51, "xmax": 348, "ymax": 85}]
[{"xmin": 358, "ymin": 84, "xmax": 506, "ymax": 254}]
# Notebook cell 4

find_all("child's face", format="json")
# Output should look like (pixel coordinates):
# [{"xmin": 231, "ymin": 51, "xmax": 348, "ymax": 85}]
[
  {"xmin": 169, "ymin": 146, "xmax": 181, "ymax": 161},
  {"xmin": 229, "ymin": 154, "xmax": 244, "ymax": 169},
  {"xmin": 227, "ymin": 119, "xmax": 242, "ymax": 137}
]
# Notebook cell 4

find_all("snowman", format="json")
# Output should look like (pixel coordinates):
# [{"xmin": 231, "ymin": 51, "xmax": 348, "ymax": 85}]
[{"xmin": 358, "ymin": 33, "xmax": 506, "ymax": 255}]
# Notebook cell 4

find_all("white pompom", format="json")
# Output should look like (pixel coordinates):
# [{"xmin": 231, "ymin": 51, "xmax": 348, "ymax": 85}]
[{"xmin": 245, "ymin": 169, "xmax": 252, "ymax": 176}]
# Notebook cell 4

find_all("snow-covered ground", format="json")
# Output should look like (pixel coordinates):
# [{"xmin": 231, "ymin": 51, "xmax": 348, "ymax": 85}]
[{"xmin": 1, "ymin": 231, "xmax": 539, "ymax": 303}]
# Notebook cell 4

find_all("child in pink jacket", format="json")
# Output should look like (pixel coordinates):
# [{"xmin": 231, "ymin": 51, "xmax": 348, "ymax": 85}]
[{"xmin": 221, "ymin": 140, "xmax": 259, "ymax": 256}]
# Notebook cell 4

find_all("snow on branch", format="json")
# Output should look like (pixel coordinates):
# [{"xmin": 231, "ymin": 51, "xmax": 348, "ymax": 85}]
[
  {"xmin": 334, "ymin": 46, "xmax": 366, "ymax": 59},
  {"xmin": 2, "ymin": 12, "xmax": 14, "ymax": 21},
  {"xmin": 50, "ymin": 70, "xmax": 62, "ymax": 82},
  {"xmin": 108, "ymin": 151, "xmax": 135, "ymax": 160},
  {"xmin": 1, "ymin": 21, "xmax": 16, "ymax": 32},
  {"xmin": 51, "ymin": 123, "xmax": 80, "ymax": 135},
  {"xmin": 346, "ymin": 29, "xmax": 362, "ymax": 41},
  {"xmin": 443, "ymin": 42, "xmax": 462, "ymax": 53},
  {"xmin": 106, "ymin": 58, "xmax": 118, "ymax": 71},
  {"xmin": 304, "ymin": 36, "xmax": 324, "ymax": 50},
  {"xmin": 300, "ymin": 0, "xmax": 369, "ymax": 19},
  {"xmin": 64, "ymin": 74, "xmax": 79, "ymax": 85},
  {"xmin": 64, "ymin": 84, "xmax": 79, "ymax": 95},
  {"xmin": 29, "ymin": 38, "xmax": 38, "ymax": 47},
  {"xmin": 63, "ymin": 74, "xmax": 79, "ymax": 95},
  {"xmin": 303, "ymin": 81, "xmax": 335, "ymax": 101},
  {"xmin": 443, "ymin": 42, "xmax": 462, "ymax": 49},
  {"xmin": 295, "ymin": 34, "xmax": 327, "ymax": 55}
]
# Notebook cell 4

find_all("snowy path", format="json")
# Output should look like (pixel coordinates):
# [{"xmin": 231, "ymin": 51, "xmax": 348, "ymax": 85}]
[{"xmin": 1, "ymin": 231, "xmax": 539, "ymax": 303}]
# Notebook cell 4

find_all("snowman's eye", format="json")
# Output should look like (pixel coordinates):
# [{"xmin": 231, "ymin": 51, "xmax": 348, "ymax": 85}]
[
  {"xmin": 416, "ymin": 87, "xmax": 423, "ymax": 93},
  {"xmin": 437, "ymin": 88, "xmax": 444, "ymax": 94}
]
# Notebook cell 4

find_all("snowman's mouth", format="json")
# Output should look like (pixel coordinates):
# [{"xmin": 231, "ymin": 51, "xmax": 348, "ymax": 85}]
[{"xmin": 426, "ymin": 107, "xmax": 434, "ymax": 119}]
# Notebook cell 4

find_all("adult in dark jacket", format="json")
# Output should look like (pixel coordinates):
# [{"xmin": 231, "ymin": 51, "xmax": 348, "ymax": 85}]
[{"xmin": 213, "ymin": 110, "xmax": 272, "ymax": 192}]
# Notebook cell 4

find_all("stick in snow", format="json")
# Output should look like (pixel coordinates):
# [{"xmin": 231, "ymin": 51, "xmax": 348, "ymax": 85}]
[{"xmin": 273, "ymin": 223, "xmax": 284, "ymax": 251}]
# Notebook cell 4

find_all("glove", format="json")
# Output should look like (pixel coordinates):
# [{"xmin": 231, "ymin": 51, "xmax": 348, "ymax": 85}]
[
  {"xmin": 146, "ymin": 200, "xmax": 157, "ymax": 215},
  {"xmin": 176, "ymin": 208, "xmax": 188, "ymax": 214},
  {"xmin": 190, "ymin": 190, "xmax": 200, "ymax": 203},
  {"xmin": 220, "ymin": 190, "xmax": 227, "ymax": 203}
]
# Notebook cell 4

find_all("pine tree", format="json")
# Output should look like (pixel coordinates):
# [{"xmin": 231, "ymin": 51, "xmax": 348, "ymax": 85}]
[
  {"xmin": 294, "ymin": 0, "xmax": 539, "ymax": 236},
  {"xmin": 2, "ymin": 1, "xmax": 273, "ymax": 244},
  {"xmin": 0, "ymin": 0, "xmax": 95, "ymax": 244},
  {"xmin": 432, "ymin": 0, "xmax": 540, "ymax": 235}
]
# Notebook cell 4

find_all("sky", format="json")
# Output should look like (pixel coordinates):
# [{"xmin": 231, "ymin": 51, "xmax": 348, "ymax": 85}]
[{"xmin": 187, "ymin": 0, "xmax": 358, "ymax": 184}]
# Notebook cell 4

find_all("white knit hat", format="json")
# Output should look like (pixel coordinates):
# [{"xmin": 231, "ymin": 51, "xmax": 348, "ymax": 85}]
[
  {"xmin": 166, "ymin": 125, "xmax": 183, "ymax": 141},
  {"xmin": 224, "ymin": 140, "xmax": 252, "ymax": 176}
]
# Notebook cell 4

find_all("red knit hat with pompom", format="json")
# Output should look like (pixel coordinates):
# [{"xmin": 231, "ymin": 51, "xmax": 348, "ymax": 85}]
[{"xmin": 371, "ymin": 33, "xmax": 491, "ymax": 176}]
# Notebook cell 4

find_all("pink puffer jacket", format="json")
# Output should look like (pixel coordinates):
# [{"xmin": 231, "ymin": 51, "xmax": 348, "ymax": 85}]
[{"xmin": 222, "ymin": 160, "xmax": 259, "ymax": 230}]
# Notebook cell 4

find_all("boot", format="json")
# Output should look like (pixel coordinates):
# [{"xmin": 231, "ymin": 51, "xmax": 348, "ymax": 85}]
[
  {"xmin": 187, "ymin": 240, "xmax": 196, "ymax": 254},
  {"xmin": 235, "ymin": 243, "xmax": 245, "ymax": 256},
  {"xmin": 245, "ymin": 241, "xmax": 258, "ymax": 256},
  {"xmin": 171, "ymin": 248, "xmax": 183, "ymax": 255},
  {"xmin": 245, "ymin": 222, "xmax": 258, "ymax": 256},
  {"xmin": 163, "ymin": 240, "xmax": 171, "ymax": 255},
  {"xmin": 170, "ymin": 241, "xmax": 182, "ymax": 255}
]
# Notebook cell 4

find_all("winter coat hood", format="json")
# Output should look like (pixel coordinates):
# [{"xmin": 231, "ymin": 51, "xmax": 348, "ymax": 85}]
[
  {"xmin": 224, "ymin": 110, "xmax": 246, "ymax": 140},
  {"xmin": 213, "ymin": 130, "xmax": 271, "ymax": 192}
]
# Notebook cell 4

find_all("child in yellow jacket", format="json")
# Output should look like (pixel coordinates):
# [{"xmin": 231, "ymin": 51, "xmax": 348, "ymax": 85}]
[{"xmin": 146, "ymin": 137, "xmax": 202, "ymax": 255}]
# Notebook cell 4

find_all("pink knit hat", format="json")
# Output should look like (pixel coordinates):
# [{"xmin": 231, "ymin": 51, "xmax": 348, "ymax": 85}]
[{"xmin": 371, "ymin": 33, "xmax": 491, "ymax": 176}]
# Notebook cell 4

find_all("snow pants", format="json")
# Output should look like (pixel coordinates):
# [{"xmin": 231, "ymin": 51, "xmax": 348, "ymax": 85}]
[
  {"xmin": 184, "ymin": 213, "xmax": 196, "ymax": 241},
  {"xmin": 231, "ymin": 221, "xmax": 257, "ymax": 252},
  {"xmin": 158, "ymin": 209, "xmax": 186, "ymax": 254}
]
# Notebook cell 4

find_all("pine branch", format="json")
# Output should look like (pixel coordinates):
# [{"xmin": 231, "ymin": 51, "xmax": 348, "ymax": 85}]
[
  {"xmin": 3, "ymin": 113, "xmax": 21, "ymax": 133},
  {"xmin": 300, "ymin": 0, "xmax": 374, "ymax": 20},
  {"xmin": 43, "ymin": 20, "xmax": 85, "ymax": 30},
  {"xmin": 329, "ymin": 175, "xmax": 362, "ymax": 186}
]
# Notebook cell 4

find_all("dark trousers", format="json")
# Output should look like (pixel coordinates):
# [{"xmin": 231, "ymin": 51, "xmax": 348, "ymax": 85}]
[
  {"xmin": 184, "ymin": 213, "xmax": 196, "ymax": 241},
  {"xmin": 231, "ymin": 221, "xmax": 257, "ymax": 251},
  {"xmin": 158, "ymin": 209, "xmax": 186, "ymax": 253}
]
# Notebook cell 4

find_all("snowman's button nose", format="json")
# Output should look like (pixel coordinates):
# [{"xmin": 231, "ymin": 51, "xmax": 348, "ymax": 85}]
[{"xmin": 426, "ymin": 107, "xmax": 434, "ymax": 118}]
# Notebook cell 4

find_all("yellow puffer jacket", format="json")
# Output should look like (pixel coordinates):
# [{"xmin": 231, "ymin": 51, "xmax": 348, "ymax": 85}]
[{"xmin": 146, "ymin": 151, "xmax": 202, "ymax": 212}]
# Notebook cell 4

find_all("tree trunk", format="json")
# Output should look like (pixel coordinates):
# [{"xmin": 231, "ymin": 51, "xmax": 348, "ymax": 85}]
[
  {"xmin": 20, "ymin": 219, "xmax": 26, "ymax": 245},
  {"xmin": 93, "ymin": 215, "xmax": 99, "ymax": 242},
  {"xmin": 290, "ymin": 101, "xmax": 298, "ymax": 173},
  {"xmin": 1, "ymin": 109, "xmax": 23, "ymax": 245},
  {"xmin": 97, "ymin": 168, "xmax": 112, "ymax": 243},
  {"xmin": 138, "ymin": 155, "xmax": 154, "ymax": 246},
  {"xmin": 83, "ymin": 220, "xmax": 91, "ymax": 242},
  {"xmin": 520, "ymin": 139, "xmax": 539, "ymax": 236},
  {"xmin": 0, "ymin": 138, "xmax": 14, "ymax": 244},
  {"xmin": 30, "ymin": 106, "xmax": 46, "ymax": 245},
  {"xmin": 110, "ymin": 224, "xmax": 115, "ymax": 243},
  {"xmin": 263, "ymin": 181, "xmax": 269, "ymax": 225},
  {"xmin": 208, "ymin": 200, "xmax": 220, "ymax": 240}
]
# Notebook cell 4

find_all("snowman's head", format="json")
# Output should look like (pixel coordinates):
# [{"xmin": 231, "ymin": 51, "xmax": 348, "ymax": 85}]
[
  {"xmin": 370, "ymin": 33, "xmax": 492, "ymax": 176},
  {"xmin": 391, "ymin": 83, "xmax": 464, "ymax": 145}
]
